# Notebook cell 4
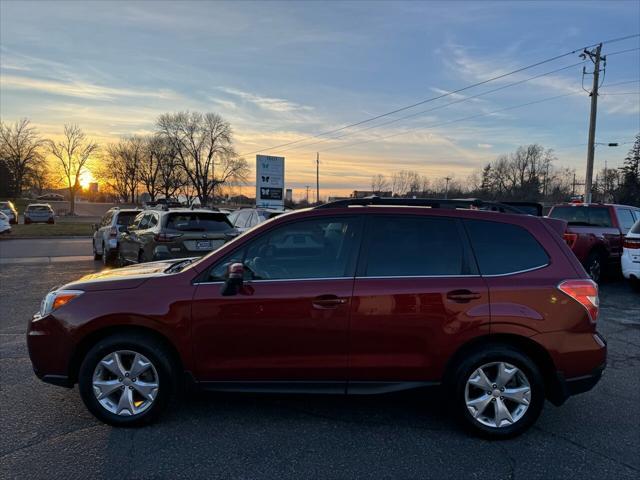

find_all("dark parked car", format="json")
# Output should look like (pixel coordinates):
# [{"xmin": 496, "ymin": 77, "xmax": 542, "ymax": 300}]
[
  {"xmin": 92, "ymin": 208, "xmax": 143, "ymax": 266},
  {"xmin": 28, "ymin": 198, "xmax": 605, "ymax": 438},
  {"xmin": 548, "ymin": 202, "xmax": 640, "ymax": 282},
  {"xmin": 117, "ymin": 209, "xmax": 237, "ymax": 264},
  {"xmin": 227, "ymin": 207, "xmax": 285, "ymax": 233},
  {"xmin": 36, "ymin": 193, "xmax": 64, "ymax": 201},
  {"xmin": 24, "ymin": 203, "xmax": 55, "ymax": 224}
]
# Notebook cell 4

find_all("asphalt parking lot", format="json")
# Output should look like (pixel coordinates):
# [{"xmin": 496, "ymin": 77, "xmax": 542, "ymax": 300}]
[{"xmin": 1, "ymin": 261, "xmax": 639, "ymax": 480}]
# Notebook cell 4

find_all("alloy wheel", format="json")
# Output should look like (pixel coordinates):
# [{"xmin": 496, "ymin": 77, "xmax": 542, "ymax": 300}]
[
  {"xmin": 92, "ymin": 350, "xmax": 159, "ymax": 416},
  {"xmin": 464, "ymin": 361, "xmax": 531, "ymax": 428}
]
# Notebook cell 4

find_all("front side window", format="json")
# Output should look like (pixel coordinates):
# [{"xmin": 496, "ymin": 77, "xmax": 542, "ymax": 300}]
[
  {"xmin": 209, "ymin": 217, "xmax": 362, "ymax": 281},
  {"xmin": 616, "ymin": 208, "xmax": 636, "ymax": 231},
  {"xmin": 464, "ymin": 220, "xmax": 549, "ymax": 275},
  {"xmin": 116, "ymin": 211, "xmax": 139, "ymax": 227},
  {"xmin": 363, "ymin": 216, "xmax": 466, "ymax": 277}
]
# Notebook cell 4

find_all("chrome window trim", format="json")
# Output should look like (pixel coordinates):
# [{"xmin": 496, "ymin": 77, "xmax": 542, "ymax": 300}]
[
  {"xmin": 193, "ymin": 276, "xmax": 352, "ymax": 286},
  {"xmin": 480, "ymin": 263, "xmax": 549, "ymax": 277},
  {"xmin": 356, "ymin": 274, "xmax": 480, "ymax": 279}
]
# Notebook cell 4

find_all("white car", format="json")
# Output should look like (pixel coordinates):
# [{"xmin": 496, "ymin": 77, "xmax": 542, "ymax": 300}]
[
  {"xmin": 0, "ymin": 211, "xmax": 12, "ymax": 234},
  {"xmin": 622, "ymin": 218, "xmax": 640, "ymax": 290}
]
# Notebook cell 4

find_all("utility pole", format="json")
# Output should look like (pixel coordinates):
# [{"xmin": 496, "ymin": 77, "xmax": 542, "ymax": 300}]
[
  {"xmin": 305, "ymin": 185, "xmax": 310, "ymax": 204},
  {"xmin": 444, "ymin": 176, "xmax": 451, "ymax": 199},
  {"xmin": 581, "ymin": 43, "xmax": 605, "ymax": 204},
  {"xmin": 316, "ymin": 152, "xmax": 320, "ymax": 204}
]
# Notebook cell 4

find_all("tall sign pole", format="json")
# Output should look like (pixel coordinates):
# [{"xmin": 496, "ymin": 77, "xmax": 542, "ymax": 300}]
[
  {"xmin": 316, "ymin": 152, "xmax": 320, "ymax": 204},
  {"xmin": 582, "ymin": 43, "xmax": 604, "ymax": 204}
]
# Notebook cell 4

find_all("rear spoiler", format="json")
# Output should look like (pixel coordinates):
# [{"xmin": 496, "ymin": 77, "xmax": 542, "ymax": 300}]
[{"xmin": 541, "ymin": 217, "xmax": 568, "ymax": 237}]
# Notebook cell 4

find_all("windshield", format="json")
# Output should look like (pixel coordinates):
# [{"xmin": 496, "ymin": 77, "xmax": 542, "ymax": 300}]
[
  {"xmin": 166, "ymin": 212, "xmax": 233, "ymax": 232},
  {"xmin": 549, "ymin": 206, "xmax": 612, "ymax": 227}
]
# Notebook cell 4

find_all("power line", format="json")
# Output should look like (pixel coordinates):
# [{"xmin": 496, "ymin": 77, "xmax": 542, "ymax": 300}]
[
  {"xmin": 277, "ymin": 61, "xmax": 587, "ymax": 153},
  {"xmin": 239, "ymin": 33, "xmax": 640, "ymax": 157},
  {"xmin": 312, "ymin": 79, "xmax": 640, "ymax": 154}
]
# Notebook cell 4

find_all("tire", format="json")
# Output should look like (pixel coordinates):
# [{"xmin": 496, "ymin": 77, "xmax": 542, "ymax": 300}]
[
  {"xmin": 585, "ymin": 251, "xmax": 603, "ymax": 283},
  {"xmin": 138, "ymin": 250, "xmax": 146, "ymax": 264},
  {"xmin": 78, "ymin": 333, "xmax": 178, "ymax": 427},
  {"xmin": 450, "ymin": 345, "xmax": 544, "ymax": 439},
  {"xmin": 93, "ymin": 241, "xmax": 102, "ymax": 261}
]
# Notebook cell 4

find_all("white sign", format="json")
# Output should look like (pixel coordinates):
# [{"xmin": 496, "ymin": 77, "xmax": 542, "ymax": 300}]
[{"xmin": 256, "ymin": 155, "xmax": 285, "ymax": 208}]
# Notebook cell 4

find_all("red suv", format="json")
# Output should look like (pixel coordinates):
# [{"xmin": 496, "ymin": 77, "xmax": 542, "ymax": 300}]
[{"xmin": 27, "ymin": 198, "xmax": 606, "ymax": 438}]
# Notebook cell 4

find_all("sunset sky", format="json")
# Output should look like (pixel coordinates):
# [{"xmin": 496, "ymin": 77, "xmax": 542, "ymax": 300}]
[{"xmin": 1, "ymin": 0, "xmax": 639, "ymax": 198}]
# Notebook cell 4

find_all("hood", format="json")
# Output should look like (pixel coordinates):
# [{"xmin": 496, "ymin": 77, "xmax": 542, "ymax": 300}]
[{"xmin": 63, "ymin": 259, "xmax": 186, "ymax": 291}]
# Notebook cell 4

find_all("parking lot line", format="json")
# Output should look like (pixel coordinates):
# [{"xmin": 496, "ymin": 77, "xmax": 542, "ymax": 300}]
[{"xmin": 0, "ymin": 255, "xmax": 94, "ymax": 265}]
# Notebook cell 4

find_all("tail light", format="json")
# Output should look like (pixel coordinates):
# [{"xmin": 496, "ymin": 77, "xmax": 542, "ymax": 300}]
[
  {"xmin": 154, "ymin": 233, "xmax": 183, "ymax": 243},
  {"xmin": 563, "ymin": 232, "xmax": 577, "ymax": 249},
  {"xmin": 623, "ymin": 238, "xmax": 640, "ymax": 249},
  {"xmin": 109, "ymin": 226, "xmax": 118, "ymax": 237},
  {"xmin": 558, "ymin": 279, "xmax": 599, "ymax": 323}
]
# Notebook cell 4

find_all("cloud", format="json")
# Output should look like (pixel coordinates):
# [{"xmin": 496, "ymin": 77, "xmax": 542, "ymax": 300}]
[
  {"xmin": 219, "ymin": 87, "xmax": 313, "ymax": 113},
  {"xmin": 1, "ymin": 74, "xmax": 179, "ymax": 101},
  {"xmin": 478, "ymin": 143, "xmax": 493, "ymax": 149}
]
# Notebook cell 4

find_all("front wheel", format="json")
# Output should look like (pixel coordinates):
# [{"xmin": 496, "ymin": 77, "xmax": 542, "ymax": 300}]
[
  {"xmin": 585, "ymin": 251, "xmax": 603, "ymax": 283},
  {"xmin": 451, "ymin": 346, "xmax": 544, "ymax": 439},
  {"xmin": 78, "ymin": 333, "xmax": 178, "ymax": 426}
]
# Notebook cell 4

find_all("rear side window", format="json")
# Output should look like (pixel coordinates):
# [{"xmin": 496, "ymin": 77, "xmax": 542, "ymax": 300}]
[
  {"xmin": 363, "ymin": 216, "xmax": 467, "ymax": 276},
  {"xmin": 549, "ymin": 206, "xmax": 612, "ymax": 227},
  {"xmin": 464, "ymin": 220, "xmax": 549, "ymax": 275},
  {"xmin": 166, "ymin": 212, "xmax": 233, "ymax": 232},
  {"xmin": 631, "ymin": 219, "xmax": 640, "ymax": 235},
  {"xmin": 116, "ymin": 211, "xmax": 140, "ymax": 227},
  {"xmin": 616, "ymin": 208, "xmax": 636, "ymax": 231}
]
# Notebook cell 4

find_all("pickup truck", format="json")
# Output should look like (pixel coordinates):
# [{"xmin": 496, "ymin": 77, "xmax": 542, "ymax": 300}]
[{"xmin": 548, "ymin": 203, "xmax": 640, "ymax": 282}]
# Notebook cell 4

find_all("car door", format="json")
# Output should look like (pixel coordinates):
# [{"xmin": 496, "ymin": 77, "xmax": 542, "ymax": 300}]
[
  {"xmin": 119, "ymin": 212, "xmax": 145, "ymax": 262},
  {"xmin": 348, "ymin": 214, "xmax": 490, "ymax": 385},
  {"xmin": 191, "ymin": 215, "xmax": 363, "ymax": 385}
]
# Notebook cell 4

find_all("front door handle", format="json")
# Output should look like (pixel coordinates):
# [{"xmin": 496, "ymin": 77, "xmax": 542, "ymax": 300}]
[
  {"xmin": 312, "ymin": 295, "xmax": 348, "ymax": 309},
  {"xmin": 446, "ymin": 290, "xmax": 482, "ymax": 303}
]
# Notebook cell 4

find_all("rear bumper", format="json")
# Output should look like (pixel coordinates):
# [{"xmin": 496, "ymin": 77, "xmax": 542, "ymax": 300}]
[{"xmin": 554, "ymin": 362, "xmax": 605, "ymax": 405}]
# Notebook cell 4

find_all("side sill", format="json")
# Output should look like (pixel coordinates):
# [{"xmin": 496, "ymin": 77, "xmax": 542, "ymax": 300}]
[{"xmin": 193, "ymin": 380, "xmax": 440, "ymax": 395}]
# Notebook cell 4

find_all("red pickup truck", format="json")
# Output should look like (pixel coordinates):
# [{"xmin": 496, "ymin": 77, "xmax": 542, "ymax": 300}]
[{"xmin": 548, "ymin": 203, "xmax": 640, "ymax": 282}]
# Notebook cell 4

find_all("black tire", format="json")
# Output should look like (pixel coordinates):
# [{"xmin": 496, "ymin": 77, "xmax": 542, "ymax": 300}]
[
  {"xmin": 138, "ymin": 250, "xmax": 146, "ymax": 264},
  {"xmin": 93, "ymin": 242, "xmax": 102, "ymax": 261},
  {"xmin": 585, "ymin": 251, "xmax": 603, "ymax": 283},
  {"xmin": 450, "ymin": 345, "xmax": 545, "ymax": 439},
  {"xmin": 78, "ymin": 332, "xmax": 178, "ymax": 427}
]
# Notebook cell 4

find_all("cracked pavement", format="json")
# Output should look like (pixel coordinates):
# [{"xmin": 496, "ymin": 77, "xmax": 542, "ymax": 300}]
[{"xmin": 1, "ymin": 261, "xmax": 639, "ymax": 479}]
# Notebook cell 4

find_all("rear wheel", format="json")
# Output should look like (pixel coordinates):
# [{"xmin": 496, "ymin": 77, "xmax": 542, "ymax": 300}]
[
  {"xmin": 78, "ymin": 333, "xmax": 178, "ymax": 426},
  {"xmin": 451, "ymin": 345, "xmax": 544, "ymax": 439},
  {"xmin": 138, "ymin": 250, "xmax": 146, "ymax": 264},
  {"xmin": 93, "ymin": 241, "xmax": 102, "ymax": 261},
  {"xmin": 585, "ymin": 251, "xmax": 603, "ymax": 283}
]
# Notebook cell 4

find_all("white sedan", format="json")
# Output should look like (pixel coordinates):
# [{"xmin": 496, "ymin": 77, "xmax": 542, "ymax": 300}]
[
  {"xmin": 0, "ymin": 211, "xmax": 12, "ymax": 234},
  {"xmin": 622, "ymin": 217, "xmax": 640, "ymax": 290}
]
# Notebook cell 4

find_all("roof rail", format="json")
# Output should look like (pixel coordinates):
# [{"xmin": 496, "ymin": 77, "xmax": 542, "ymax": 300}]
[{"xmin": 315, "ymin": 196, "xmax": 529, "ymax": 214}]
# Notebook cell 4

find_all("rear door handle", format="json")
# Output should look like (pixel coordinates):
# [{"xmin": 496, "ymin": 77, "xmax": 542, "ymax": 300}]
[
  {"xmin": 312, "ymin": 295, "xmax": 348, "ymax": 309},
  {"xmin": 446, "ymin": 290, "xmax": 482, "ymax": 303}
]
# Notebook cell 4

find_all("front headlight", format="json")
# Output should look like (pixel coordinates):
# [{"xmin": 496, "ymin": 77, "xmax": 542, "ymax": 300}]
[{"xmin": 39, "ymin": 289, "xmax": 84, "ymax": 317}]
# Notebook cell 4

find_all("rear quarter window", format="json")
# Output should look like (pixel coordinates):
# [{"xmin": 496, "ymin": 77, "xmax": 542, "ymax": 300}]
[
  {"xmin": 166, "ymin": 212, "xmax": 233, "ymax": 232},
  {"xmin": 631, "ymin": 219, "xmax": 640, "ymax": 235},
  {"xmin": 464, "ymin": 219, "xmax": 549, "ymax": 275}
]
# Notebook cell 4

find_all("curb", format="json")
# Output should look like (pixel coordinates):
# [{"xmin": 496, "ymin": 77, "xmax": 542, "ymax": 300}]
[{"xmin": 0, "ymin": 255, "xmax": 95, "ymax": 265}]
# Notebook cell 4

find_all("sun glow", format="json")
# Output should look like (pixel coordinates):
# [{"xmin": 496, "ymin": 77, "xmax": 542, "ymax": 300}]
[{"xmin": 79, "ymin": 169, "xmax": 95, "ymax": 189}]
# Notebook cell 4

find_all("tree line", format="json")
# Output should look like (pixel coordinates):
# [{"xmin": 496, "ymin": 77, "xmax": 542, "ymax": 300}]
[
  {"xmin": 0, "ymin": 112, "xmax": 250, "ymax": 214},
  {"xmin": 368, "ymin": 138, "xmax": 640, "ymax": 206}
]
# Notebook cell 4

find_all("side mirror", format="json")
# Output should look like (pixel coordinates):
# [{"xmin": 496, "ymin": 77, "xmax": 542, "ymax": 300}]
[{"xmin": 220, "ymin": 262, "xmax": 244, "ymax": 296}]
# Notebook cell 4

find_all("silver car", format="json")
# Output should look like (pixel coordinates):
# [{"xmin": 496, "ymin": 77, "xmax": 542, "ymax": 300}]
[
  {"xmin": 24, "ymin": 204, "xmax": 55, "ymax": 224},
  {"xmin": 227, "ymin": 207, "xmax": 285, "ymax": 233},
  {"xmin": 0, "ymin": 201, "xmax": 18, "ymax": 224},
  {"xmin": 92, "ymin": 208, "xmax": 142, "ymax": 266}
]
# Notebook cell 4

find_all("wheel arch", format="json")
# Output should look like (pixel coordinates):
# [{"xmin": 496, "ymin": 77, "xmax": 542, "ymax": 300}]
[
  {"xmin": 69, "ymin": 324, "xmax": 184, "ymax": 385},
  {"xmin": 443, "ymin": 333, "xmax": 565, "ymax": 405}
]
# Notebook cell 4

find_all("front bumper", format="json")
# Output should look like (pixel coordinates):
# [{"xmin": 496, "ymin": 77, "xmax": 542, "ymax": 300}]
[{"xmin": 27, "ymin": 313, "xmax": 75, "ymax": 388}]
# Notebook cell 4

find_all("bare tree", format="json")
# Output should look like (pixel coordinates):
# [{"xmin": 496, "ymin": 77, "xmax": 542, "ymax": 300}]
[
  {"xmin": 47, "ymin": 125, "xmax": 98, "ymax": 215},
  {"xmin": 156, "ymin": 111, "xmax": 247, "ymax": 205},
  {"xmin": 0, "ymin": 118, "xmax": 46, "ymax": 196},
  {"xmin": 138, "ymin": 135, "xmax": 163, "ymax": 202},
  {"xmin": 391, "ymin": 170, "xmax": 420, "ymax": 197},
  {"xmin": 101, "ymin": 137, "xmax": 141, "ymax": 203},
  {"xmin": 370, "ymin": 174, "xmax": 390, "ymax": 194},
  {"xmin": 24, "ymin": 157, "xmax": 54, "ymax": 196}
]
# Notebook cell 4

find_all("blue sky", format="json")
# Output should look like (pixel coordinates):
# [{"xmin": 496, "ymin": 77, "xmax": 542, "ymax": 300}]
[{"xmin": 1, "ymin": 0, "xmax": 639, "ymax": 197}]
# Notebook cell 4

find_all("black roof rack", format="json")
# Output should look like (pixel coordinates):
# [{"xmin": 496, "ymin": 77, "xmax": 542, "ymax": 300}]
[{"xmin": 315, "ymin": 196, "xmax": 529, "ymax": 214}]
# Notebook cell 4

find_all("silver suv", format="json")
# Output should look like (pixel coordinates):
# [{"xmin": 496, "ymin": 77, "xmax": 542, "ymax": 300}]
[
  {"xmin": 227, "ymin": 207, "xmax": 285, "ymax": 233},
  {"xmin": 92, "ymin": 208, "xmax": 142, "ymax": 266}
]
